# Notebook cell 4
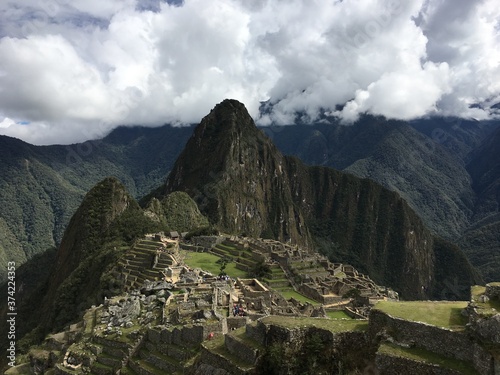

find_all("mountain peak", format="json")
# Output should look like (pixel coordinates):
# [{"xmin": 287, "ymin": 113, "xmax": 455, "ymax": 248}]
[
  {"xmin": 162, "ymin": 99, "xmax": 271, "ymax": 197},
  {"xmin": 192, "ymin": 99, "xmax": 258, "ymax": 143}
]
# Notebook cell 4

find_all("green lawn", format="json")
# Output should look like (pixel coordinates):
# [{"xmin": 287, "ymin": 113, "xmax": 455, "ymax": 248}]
[
  {"xmin": 276, "ymin": 288, "xmax": 320, "ymax": 305},
  {"xmin": 374, "ymin": 301, "xmax": 468, "ymax": 330},
  {"xmin": 183, "ymin": 252, "xmax": 247, "ymax": 278},
  {"xmin": 261, "ymin": 316, "xmax": 368, "ymax": 333},
  {"xmin": 379, "ymin": 343, "xmax": 479, "ymax": 375}
]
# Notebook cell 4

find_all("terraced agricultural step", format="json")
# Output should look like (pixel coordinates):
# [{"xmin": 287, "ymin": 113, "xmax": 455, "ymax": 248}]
[
  {"xmin": 264, "ymin": 279, "xmax": 290, "ymax": 288},
  {"xmin": 224, "ymin": 328, "xmax": 262, "ymax": 365},
  {"xmin": 226, "ymin": 248, "xmax": 242, "ymax": 257},
  {"xmin": 240, "ymin": 251, "xmax": 257, "ymax": 260},
  {"xmin": 121, "ymin": 365, "xmax": 138, "ymax": 375},
  {"xmin": 211, "ymin": 247, "xmax": 230, "ymax": 257},
  {"xmin": 237, "ymin": 257, "xmax": 257, "ymax": 267},
  {"xmin": 265, "ymin": 271, "xmax": 287, "ymax": 280},
  {"xmin": 140, "ymin": 240, "xmax": 165, "ymax": 246},
  {"xmin": 129, "ymin": 359, "xmax": 166, "ymax": 375},
  {"xmin": 139, "ymin": 347, "xmax": 182, "ymax": 373},
  {"xmin": 136, "ymin": 241, "xmax": 161, "ymax": 248},
  {"xmin": 201, "ymin": 336, "xmax": 255, "ymax": 374},
  {"xmin": 156, "ymin": 257, "xmax": 174, "ymax": 267},
  {"xmin": 150, "ymin": 341, "xmax": 199, "ymax": 362},
  {"xmin": 235, "ymin": 263, "xmax": 250, "ymax": 272},
  {"xmin": 101, "ymin": 344, "xmax": 127, "ymax": 359},
  {"xmin": 129, "ymin": 269, "xmax": 147, "ymax": 279},
  {"xmin": 132, "ymin": 251, "xmax": 157, "ymax": 258},
  {"xmin": 142, "ymin": 269, "xmax": 161, "ymax": 279},
  {"xmin": 127, "ymin": 259, "xmax": 149, "ymax": 267},
  {"xmin": 91, "ymin": 361, "xmax": 115, "ymax": 375},
  {"xmin": 97, "ymin": 352, "xmax": 122, "ymax": 369}
]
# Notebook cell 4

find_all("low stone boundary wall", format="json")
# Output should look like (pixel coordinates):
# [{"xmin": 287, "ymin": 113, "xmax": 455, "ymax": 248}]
[
  {"xmin": 245, "ymin": 322, "xmax": 267, "ymax": 346},
  {"xmin": 199, "ymin": 345, "xmax": 250, "ymax": 375},
  {"xmin": 376, "ymin": 352, "xmax": 465, "ymax": 375},
  {"xmin": 368, "ymin": 308, "xmax": 497, "ymax": 375},
  {"xmin": 369, "ymin": 310, "xmax": 473, "ymax": 362},
  {"xmin": 225, "ymin": 334, "xmax": 260, "ymax": 364}
]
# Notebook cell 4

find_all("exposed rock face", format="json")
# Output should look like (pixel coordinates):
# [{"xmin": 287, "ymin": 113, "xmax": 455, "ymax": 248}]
[
  {"xmin": 161, "ymin": 99, "xmax": 310, "ymax": 246},
  {"xmin": 471, "ymin": 314, "xmax": 500, "ymax": 345},
  {"xmin": 155, "ymin": 99, "xmax": 480, "ymax": 299}
]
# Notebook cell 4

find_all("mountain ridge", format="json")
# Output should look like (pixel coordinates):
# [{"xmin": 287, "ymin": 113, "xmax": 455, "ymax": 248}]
[
  {"xmin": 0, "ymin": 108, "xmax": 498, "ymax": 284},
  {"xmin": 152, "ymin": 99, "xmax": 481, "ymax": 299}
]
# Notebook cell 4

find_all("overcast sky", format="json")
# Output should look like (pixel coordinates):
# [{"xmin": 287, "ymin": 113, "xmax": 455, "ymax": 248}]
[{"xmin": 0, "ymin": 0, "xmax": 499, "ymax": 145}]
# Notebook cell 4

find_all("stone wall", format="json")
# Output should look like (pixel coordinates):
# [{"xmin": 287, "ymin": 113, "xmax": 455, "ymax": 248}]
[
  {"xmin": 485, "ymin": 283, "xmax": 500, "ymax": 300},
  {"xmin": 245, "ymin": 322, "xmax": 267, "ymax": 346},
  {"xmin": 298, "ymin": 283, "xmax": 323, "ymax": 303},
  {"xmin": 152, "ymin": 322, "xmax": 225, "ymax": 348},
  {"xmin": 225, "ymin": 334, "xmax": 260, "ymax": 364},
  {"xmin": 369, "ymin": 310, "xmax": 474, "ymax": 362},
  {"xmin": 191, "ymin": 236, "xmax": 224, "ymax": 249},
  {"xmin": 375, "ymin": 353, "xmax": 466, "ymax": 375},
  {"xmin": 199, "ymin": 345, "xmax": 250, "ymax": 375},
  {"xmin": 227, "ymin": 317, "xmax": 249, "ymax": 331},
  {"xmin": 470, "ymin": 314, "xmax": 500, "ymax": 345},
  {"xmin": 368, "ymin": 309, "xmax": 500, "ymax": 375}
]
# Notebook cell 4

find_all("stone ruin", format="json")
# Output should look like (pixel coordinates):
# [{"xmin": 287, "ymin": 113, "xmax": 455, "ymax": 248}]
[{"xmin": 14, "ymin": 232, "xmax": 500, "ymax": 375}]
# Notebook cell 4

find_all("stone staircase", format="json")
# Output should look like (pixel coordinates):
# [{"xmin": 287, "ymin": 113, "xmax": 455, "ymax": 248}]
[{"xmin": 118, "ymin": 239, "xmax": 177, "ymax": 291}]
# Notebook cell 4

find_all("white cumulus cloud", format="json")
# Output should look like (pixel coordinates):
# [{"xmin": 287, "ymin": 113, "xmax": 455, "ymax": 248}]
[{"xmin": 0, "ymin": 0, "xmax": 498, "ymax": 144}]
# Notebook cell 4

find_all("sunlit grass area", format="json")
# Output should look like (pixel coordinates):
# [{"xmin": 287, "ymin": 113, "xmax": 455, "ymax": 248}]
[
  {"xmin": 183, "ymin": 251, "xmax": 247, "ymax": 278},
  {"xmin": 261, "ymin": 316, "xmax": 367, "ymax": 332},
  {"xmin": 275, "ymin": 287, "xmax": 320, "ymax": 305},
  {"xmin": 374, "ymin": 301, "xmax": 468, "ymax": 330}
]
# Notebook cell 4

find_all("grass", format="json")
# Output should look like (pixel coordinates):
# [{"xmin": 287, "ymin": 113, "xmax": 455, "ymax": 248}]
[
  {"xmin": 261, "ymin": 316, "xmax": 368, "ymax": 333},
  {"xmin": 374, "ymin": 301, "xmax": 468, "ymax": 330},
  {"xmin": 183, "ymin": 252, "xmax": 247, "ymax": 278},
  {"xmin": 379, "ymin": 343, "xmax": 479, "ymax": 375},
  {"xmin": 276, "ymin": 288, "xmax": 320, "ymax": 305},
  {"xmin": 326, "ymin": 310, "xmax": 353, "ymax": 320}
]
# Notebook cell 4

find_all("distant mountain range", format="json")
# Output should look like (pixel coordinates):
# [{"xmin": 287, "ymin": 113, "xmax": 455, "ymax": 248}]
[{"xmin": 0, "ymin": 106, "xmax": 498, "ymax": 286}]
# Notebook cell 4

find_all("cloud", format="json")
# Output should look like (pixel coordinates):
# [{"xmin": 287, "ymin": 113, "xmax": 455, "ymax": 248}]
[{"xmin": 0, "ymin": 0, "xmax": 498, "ymax": 144}]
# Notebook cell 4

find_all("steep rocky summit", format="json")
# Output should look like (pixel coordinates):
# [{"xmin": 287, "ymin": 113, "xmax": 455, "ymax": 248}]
[
  {"xmin": 159, "ymin": 99, "xmax": 311, "ymax": 247},
  {"xmin": 153, "ymin": 99, "xmax": 481, "ymax": 299}
]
